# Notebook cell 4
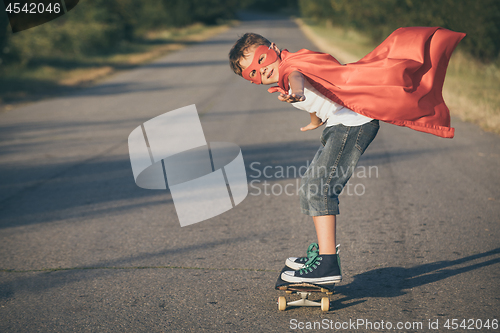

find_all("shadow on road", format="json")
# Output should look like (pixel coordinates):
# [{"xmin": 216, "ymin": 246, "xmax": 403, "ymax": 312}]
[
  {"xmin": 0, "ymin": 131, "xmax": 453, "ymax": 229},
  {"xmin": 1, "ymin": 247, "xmax": 498, "ymax": 306},
  {"xmin": 333, "ymin": 247, "xmax": 500, "ymax": 310},
  {"xmin": 0, "ymin": 228, "xmax": 273, "ymax": 299}
]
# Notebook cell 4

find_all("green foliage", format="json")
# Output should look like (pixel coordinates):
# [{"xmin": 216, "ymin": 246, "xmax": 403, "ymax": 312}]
[
  {"xmin": 0, "ymin": 0, "xmax": 237, "ymax": 68},
  {"xmin": 160, "ymin": 0, "xmax": 236, "ymax": 27},
  {"xmin": 299, "ymin": 0, "xmax": 500, "ymax": 62},
  {"xmin": 243, "ymin": 0, "xmax": 299, "ymax": 11}
]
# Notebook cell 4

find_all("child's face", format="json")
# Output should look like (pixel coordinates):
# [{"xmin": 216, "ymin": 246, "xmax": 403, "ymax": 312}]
[{"xmin": 239, "ymin": 44, "xmax": 281, "ymax": 85}]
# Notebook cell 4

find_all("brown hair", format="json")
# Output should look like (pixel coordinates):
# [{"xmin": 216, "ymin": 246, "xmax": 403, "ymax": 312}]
[{"xmin": 229, "ymin": 33, "xmax": 271, "ymax": 76}]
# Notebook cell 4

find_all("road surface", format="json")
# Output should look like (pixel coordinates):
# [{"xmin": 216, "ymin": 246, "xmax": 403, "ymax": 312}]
[{"xmin": 1, "ymin": 12, "xmax": 499, "ymax": 332}]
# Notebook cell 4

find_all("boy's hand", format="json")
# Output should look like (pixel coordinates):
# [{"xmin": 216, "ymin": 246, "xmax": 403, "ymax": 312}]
[
  {"xmin": 278, "ymin": 93, "xmax": 306, "ymax": 103},
  {"xmin": 300, "ymin": 112, "xmax": 324, "ymax": 131},
  {"xmin": 300, "ymin": 121, "xmax": 324, "ymax": 132}
]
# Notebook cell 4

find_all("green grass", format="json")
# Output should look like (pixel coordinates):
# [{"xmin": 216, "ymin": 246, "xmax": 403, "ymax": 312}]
[
  {"xmin": 443, "ymin": 52, "xmax": 500, "ymax": 134},
  {"xmin": 299, "ymin": 19, "xmax": 500, "ymax": 134},
  {"xmin": 0, "ymin": 23, "xmax": 230, "ymax": 109},
  {"xmin": 300, "ymin": 19, "xmax": 375, "ymax": 60}
]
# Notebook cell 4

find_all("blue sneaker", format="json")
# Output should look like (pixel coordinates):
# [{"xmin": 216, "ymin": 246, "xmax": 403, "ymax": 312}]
[{"xmin": 281, "ymin": 253, "xmax": 342, "ymax": 285}]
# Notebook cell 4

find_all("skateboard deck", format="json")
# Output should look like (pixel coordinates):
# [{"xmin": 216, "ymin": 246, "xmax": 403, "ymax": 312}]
[{"xmin": 275, "ymin": 266, "xmax": 335, "ymax": 311}]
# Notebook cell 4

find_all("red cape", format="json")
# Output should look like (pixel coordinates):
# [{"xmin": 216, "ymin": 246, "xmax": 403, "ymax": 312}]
[{"xmin": 268, "ymin": 27, "xmax": 465, "ymax": 138}]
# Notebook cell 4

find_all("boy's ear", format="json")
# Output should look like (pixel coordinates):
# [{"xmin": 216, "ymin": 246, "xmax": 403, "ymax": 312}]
[{"xmin": 271, "ymin": 43, "xmax": 281, "ymax": 55}]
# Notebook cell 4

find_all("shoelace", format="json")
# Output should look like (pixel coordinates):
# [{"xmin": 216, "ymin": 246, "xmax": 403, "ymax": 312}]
[
  {"xmin": 303, "ymin": 245, "xmax": 319, "ymax": 266},
  {"xmin": 305, "ymin": 243, "xmax": 319, "ymax": 257},
  {"xmin": 299, "ymin": 253, "xmax": 321, "ymax": 275}
]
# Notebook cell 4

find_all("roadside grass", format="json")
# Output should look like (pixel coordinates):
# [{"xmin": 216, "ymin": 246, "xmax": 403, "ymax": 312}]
[
  {"xmin": 0, "ymin": 22, "xmax": 231, "ymax": 111},
  {"xmin": 443, "ymin": 52, "xmax": 500, "ymax": 134},
  {"xmin": 297, "ymin": 19, "xmax": 500, "ymax": 135}
]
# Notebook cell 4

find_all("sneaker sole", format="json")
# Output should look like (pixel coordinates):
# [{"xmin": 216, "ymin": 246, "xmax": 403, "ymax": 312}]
[{"xmin": 281, "ymin": 271, "xmax": 342, "ymax": 285}]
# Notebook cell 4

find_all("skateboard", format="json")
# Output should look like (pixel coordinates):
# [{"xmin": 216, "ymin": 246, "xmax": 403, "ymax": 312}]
[{"xmin": 275, "ymin": 266, "xmax": 335, "ymax": 311}]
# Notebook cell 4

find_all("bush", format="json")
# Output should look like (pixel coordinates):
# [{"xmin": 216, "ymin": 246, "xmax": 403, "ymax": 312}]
[
  {"xmin": 299, "ymin": 0, "xmax": 500, "ymax": 62},
  {"xmin": 0, "ymin": 0, "xmax": 238, "ymax": 67}
]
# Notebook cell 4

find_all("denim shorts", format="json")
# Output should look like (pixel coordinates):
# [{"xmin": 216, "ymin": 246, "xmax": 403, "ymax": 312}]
[{"xmin": 299, "ymin": 120, "xmax": 379, "ymax": 216}]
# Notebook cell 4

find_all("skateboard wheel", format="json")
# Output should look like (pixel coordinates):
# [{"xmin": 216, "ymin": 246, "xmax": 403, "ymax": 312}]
[
  {"xmin": 321, "ymin": 297, "xmax": 329, "ymax": 312},
  {"xmin": 278, "ymin": 296, "xmax": 287, "ymax": 311},
  {"xmin": 285, "ymin": 290, "xmax": 292, "ymax": 294}
]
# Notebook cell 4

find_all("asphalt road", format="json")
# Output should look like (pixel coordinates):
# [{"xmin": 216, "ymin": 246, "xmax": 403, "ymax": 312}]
[{"xmin": 1, "ymin": 13, "xmax": 499, "ymax": 333}]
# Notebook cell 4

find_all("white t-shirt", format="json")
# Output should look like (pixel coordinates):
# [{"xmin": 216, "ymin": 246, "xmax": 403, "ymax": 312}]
[{"xmin": 292, "ymin": 80, "xmax": 373, "ymax": 127}]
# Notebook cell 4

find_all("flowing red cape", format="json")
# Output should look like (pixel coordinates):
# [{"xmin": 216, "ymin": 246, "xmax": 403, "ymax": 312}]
[{"xmin": 268, "ymin": 27, "xmax": 466, "ymax": 138}]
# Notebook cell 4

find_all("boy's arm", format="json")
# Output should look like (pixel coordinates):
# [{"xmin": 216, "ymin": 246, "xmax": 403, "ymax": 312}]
[
  {"xmin": 278, "ymin": 71, "xmax": 305, "ymax": 103},
  {"xmin": 279, "ymin": 71, "xmax": 324, "ymax": 131}
]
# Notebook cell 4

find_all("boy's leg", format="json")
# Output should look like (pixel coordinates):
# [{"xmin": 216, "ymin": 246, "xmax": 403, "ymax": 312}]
[
  {"xmin": 313, "ymin": 215, "xmax": 336, "ymax": 254},
  {"xmin": 282, "ymin": 120, "xmax": 379, "ymax": 284}
]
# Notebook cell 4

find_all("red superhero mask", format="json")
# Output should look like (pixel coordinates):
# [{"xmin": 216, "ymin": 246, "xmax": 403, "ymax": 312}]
[{"xmin": 242, "ymin": 45, "xmax": 279, "ymax": 84}]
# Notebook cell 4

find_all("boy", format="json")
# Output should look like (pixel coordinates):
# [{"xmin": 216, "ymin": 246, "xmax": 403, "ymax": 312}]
[{"xmin": 228, "ymin": 28, "xmax": 464, "ymax": 285}]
